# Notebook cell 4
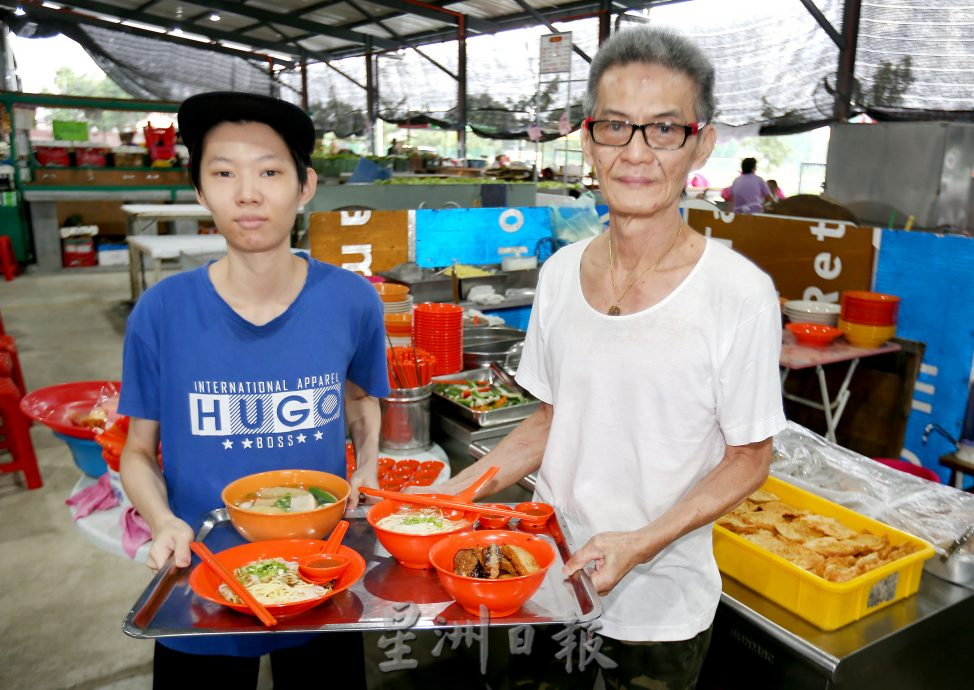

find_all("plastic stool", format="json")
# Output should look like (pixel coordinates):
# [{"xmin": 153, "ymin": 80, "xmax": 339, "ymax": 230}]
[
  {"xmin": 0, "ymin": 335, "xmax": 27, "ymax": 400},
  {"xmin": 0, "ymin": 236, "xmax": 17, "ymax": 281},
  {"xmin": 0, "ymin": 377, "xmax": 43, "ymax": 489}
]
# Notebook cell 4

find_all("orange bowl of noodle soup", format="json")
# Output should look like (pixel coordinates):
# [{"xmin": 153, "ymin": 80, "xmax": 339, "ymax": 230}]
[{"xmin": 222, "ymin": 469, "xmax": 350, "ymax": 542}]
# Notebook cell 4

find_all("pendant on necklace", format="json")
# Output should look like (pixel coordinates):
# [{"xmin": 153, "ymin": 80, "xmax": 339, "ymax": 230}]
[{"xmin": 607, "ymin": 305, "xmax": 621, "ymax": 316}]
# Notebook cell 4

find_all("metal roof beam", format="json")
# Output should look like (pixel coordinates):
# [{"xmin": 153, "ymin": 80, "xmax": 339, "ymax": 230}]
[
  {"xmin": 512, "ymin": 0, "xmax": 591, "ymax": 62},
  {"xmin": 3, "ymin": 4, "xmax": 295, "ymax": 66},
  {"xmin": 196, "ymin": 0, "xmax": 400, "ymax": 50},
  {"xmin": 360, "ymin": 0, "xmax": 499, "ymax": 35},
  {"xmin": 798, "ymin": 0, "xmax": 842, "ymax": 47},
  {"xmin": 343, "ymin": 0, "xmax": 457, "ymax": 80}
]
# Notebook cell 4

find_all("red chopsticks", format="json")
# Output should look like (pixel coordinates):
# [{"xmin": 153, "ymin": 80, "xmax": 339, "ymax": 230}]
[
  {"xmin": 386, "ymin": 346, "xmax": 436, "ymax": 389},
  {"xmin": 190, "ymin": 542, "xmax": 278, "ymax": 627},
  {"xmin": 359, "ymin": 486, "xmax": 534, "ymax": 519}
]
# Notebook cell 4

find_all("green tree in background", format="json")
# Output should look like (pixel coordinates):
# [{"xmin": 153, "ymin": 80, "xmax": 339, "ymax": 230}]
[{"xmin": 43, "ymin": 68, "xmax": 141, "ymax": 134}]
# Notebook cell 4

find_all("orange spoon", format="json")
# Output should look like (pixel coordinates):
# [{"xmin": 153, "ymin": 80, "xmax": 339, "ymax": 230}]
[
  {"xmin": 454, "ymin": 465, "xmax": 500, "ymax": 503},
  {"xmin": 299, "ymin": 520, "xmax": 351, "ymax": 584},
  {"xmin": 359, "ymin": 486, "xmax": 535, "ymax": 520},
  {"xmin": 190, "ymin": 542, "xmax": 277, "ymax": 627}
]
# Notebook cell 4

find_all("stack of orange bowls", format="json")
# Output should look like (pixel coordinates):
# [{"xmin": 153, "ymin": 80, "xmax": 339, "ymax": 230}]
[
  {"xmin": 412, "ymin": 302, "xmax": 464, "ymax": 376},
  {"xmin": 384, "ymin": 313, "xmax": 412, "ymax": 347},
  {"xmin": 376, "ymin": 284, "xmax": 414, "ymax": 347},
  {"xmin": 838, "ymin": 291, "xmax": 900, "ymax": 348}
]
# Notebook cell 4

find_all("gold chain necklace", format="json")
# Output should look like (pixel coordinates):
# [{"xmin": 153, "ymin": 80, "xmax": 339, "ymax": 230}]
[{"xmin": 607, "ymin": 222, "xmax": 685, "ymax": 316}]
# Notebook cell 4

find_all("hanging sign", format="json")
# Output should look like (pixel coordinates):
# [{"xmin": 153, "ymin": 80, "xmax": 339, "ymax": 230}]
[{"xmin": 540, "ymin": 33, "xmax": 573, "ymax": 74}]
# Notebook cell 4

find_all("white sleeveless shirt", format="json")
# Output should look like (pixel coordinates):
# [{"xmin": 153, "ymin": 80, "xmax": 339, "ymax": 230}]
[{"xmin": 516, "ymin": 236, "xmax": 786, "ymax": 641}]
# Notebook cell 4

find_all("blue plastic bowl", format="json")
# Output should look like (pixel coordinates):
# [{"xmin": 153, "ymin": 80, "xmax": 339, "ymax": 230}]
[{"xmin": 54, "ymin": 432, "xmax": 107, "ymax": 477}]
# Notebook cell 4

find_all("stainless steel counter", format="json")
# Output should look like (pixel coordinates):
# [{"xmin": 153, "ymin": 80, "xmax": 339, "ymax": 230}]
[
  {"xmin": 470, "ymin": 428, "xmax": 972, "ymax": 688},
  {"xmin": 703, "ymin": 572, "xmax": 973, "ymax": 689}
]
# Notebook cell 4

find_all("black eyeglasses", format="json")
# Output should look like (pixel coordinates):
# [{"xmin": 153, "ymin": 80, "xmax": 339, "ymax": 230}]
[{"xmin": 584, "ymin": 117, "xmax": 706, "ymax": 150}]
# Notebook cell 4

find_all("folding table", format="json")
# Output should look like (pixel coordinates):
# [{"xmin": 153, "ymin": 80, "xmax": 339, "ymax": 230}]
[{"xmin": 780, "ymin": 332, "xmax": 901, "ymax": 442}]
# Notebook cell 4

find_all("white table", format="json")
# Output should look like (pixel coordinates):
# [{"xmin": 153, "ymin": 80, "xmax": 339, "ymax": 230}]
[
  {"xmin": 127, "ymin": 234, "xmax": 227, "ymax": 300},
  {"xmin": 120, "ymin": 203, "xmax": 213, "ymax": 237}
]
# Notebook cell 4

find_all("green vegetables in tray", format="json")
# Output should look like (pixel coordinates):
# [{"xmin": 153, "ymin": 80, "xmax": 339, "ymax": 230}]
[{"xmin": 433, "ymin": 379, "xmax": 529, "ymax": 411}]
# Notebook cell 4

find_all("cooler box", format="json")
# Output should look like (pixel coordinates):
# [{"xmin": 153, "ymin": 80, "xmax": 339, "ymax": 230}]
[
  {"xmin": 97, "ymin": 243, "xmax": 130, "ymax": 267},
  {"xmin": 713, "ymin": 475, "xmax": 935, "ymax": 630}
]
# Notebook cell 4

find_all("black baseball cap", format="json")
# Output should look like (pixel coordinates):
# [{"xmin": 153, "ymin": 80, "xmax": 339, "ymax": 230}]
[{"xmin": 177, "ymin": 91, "xmax": 316, "ymax": 158}]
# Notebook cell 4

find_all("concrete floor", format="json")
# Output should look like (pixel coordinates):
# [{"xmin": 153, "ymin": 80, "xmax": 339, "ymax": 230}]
[{"xmin": 1, "ymin": 268, "xmax": 155, "ymax": 690}]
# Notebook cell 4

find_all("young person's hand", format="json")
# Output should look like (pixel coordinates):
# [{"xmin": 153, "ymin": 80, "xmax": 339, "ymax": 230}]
[{"xmin": 146, "ymin": 516, "xmax": 194, "ymax": 572}]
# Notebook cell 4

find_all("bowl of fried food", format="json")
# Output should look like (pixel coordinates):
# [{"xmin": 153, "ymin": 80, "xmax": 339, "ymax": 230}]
[
  {"xmin": 428, "ymin": 529, "xmax": 556, "ymax": 617},
  {"xmin": 222, "ymin": 469, "xmax": 350, "ymax": 542}
]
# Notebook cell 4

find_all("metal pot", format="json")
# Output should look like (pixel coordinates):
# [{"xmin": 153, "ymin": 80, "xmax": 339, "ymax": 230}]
[{"xmin": 463, "ymin": 340, "xmax": 523, "ymax": 374}]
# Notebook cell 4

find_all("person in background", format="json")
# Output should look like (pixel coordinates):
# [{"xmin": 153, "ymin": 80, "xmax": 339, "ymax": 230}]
[
  {"xmin": 387, "ymin": 137, "xmax": 403, "ymax": 155},
  {"xmin": 425, "ymin": 26, "xmax": 785, "ymax": 689},
  {"xmin": 119, "ymin": 92, "xmax": 388, "ymax": 689},
  {"xmin": 767, "ymin": 178, "xmax": 786, "ymax": 200},
  {"xmin": 728, "ymin": 157, "xmax": 774, "ymax": 214}
]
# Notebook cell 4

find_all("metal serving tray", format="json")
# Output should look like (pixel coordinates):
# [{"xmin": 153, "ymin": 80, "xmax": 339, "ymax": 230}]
[
  {"xmin": 431, "ymin": 368, "xmax": 540, "ymax": 428},
  {"xmin": 123, "ymin": 505, "xmax": 600, "ymax": 638}
]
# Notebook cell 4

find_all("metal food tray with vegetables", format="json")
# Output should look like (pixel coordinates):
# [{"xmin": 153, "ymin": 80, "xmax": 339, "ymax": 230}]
[
  {"xmin": 122, "ymin": 505, "xmax": 600, "ymax": 637},
  {"xmin": 431, "ymin": 367, "xmax": 540, "ymax": 427}
]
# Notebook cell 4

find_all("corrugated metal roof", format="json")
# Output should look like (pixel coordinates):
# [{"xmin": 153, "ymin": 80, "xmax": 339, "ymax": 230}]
[{"xmin": 13, "ymin": 0, "xmax": 640, "ymax": 65}]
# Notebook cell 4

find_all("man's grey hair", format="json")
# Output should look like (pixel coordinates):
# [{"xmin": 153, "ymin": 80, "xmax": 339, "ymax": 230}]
[{"xmin": 582, "ymin": 26, "xmax": 716, "ymax": 124}]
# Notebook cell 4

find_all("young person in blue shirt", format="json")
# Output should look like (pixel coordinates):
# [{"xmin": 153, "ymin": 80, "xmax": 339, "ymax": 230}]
[{"xmin": 119, "ymin": 92, "xmax": 389, "ymax": 688}]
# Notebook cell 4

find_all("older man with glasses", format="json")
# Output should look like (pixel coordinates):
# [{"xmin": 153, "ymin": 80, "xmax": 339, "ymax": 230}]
[{"xmin": 432, "ymin": 26, "xmax": 786, "ymax": 689}]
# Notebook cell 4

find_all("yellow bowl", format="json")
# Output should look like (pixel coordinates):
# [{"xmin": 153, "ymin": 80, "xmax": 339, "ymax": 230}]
[
  {"xmin": 222, "ymin": 469, "xmax": 350, "ymax": 542},
  {"xmin": 837, "ymin": 318, "xmax": 897, "ymax": 349}
]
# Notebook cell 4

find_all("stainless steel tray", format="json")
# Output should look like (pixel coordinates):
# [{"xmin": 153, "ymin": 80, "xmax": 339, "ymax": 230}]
[
  {"xmin": 122, "ymin": 505, "xmax": 600, "ymax": 638},
  {"xmin": 431, "ymin": 368, "xmax": 539, "ymax": 428}
]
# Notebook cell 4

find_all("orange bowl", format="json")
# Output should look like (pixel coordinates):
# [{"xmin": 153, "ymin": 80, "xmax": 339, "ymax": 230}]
[
  {"xmin": 837, "ymin": 318, "xmax": 897, "ymax": 348},
  {"xmin": 374, "ymin": 283, "xmax": 410, "ymax": 302},
  {"xmin": 222, "ymin": 469, "xmax": 350, "ymax": 542},
  {"xmin": 188, "ymin": 539, "xmax": 365, "ymax": 620},
  {"xmin": 785, "ymin": 322, "xmax": 842, "ymax": 348},
  {"xmin": 514, "ymin": 502, "xmax": 555, "ymax": 532},
  {"xmin": 367, "ymin": 497, "xmax": 478, "ymax": 569},
  {"xmin": 476, "ymin": 504, "xmax": 513, "ymax": 530},
  {"xmin": 428, "ymin": 530, "xmax": 556, "ymax": 617}
]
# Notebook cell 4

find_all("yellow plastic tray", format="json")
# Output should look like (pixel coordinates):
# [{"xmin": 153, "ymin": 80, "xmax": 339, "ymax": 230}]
[{"xmin": 713, "ymin": 475, "xmax": 935, "ymax": 630}]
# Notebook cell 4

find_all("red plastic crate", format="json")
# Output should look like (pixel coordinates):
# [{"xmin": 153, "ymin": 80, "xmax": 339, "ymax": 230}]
[
  {"xmin": 62, "ymin": 237, "xmax": 97, "ymax": 267},
  {"xmin": 35, "ymin": 145, "xmax": 71, "ymax": 167},
  {"xmin": 75, "ymin": 147, "xmax": 107, "ymax": 167}
]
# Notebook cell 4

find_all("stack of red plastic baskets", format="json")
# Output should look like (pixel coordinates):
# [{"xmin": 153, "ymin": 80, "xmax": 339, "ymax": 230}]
[
  {"xmin": 838, "ymin": 291, "xmax": 900, "ymax": 348},
  {"xmin": 412, "ymin": 303, "xmax": 463, "ymax": 376}
]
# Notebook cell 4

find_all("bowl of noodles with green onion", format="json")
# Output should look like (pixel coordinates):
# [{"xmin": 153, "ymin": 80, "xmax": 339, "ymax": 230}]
[{"xmin": 189, "ymin": 538, "xmax": 366, "ymax": 619}]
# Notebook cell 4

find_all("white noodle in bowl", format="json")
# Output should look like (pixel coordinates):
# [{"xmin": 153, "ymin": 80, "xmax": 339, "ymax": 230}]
[
  {"xmin": 218, "ymin": 558, "xmax": 330, "ymax": 605},
  {"xmin": 376, "ymin": 506, "xmax": 469, "ymax": 535}
]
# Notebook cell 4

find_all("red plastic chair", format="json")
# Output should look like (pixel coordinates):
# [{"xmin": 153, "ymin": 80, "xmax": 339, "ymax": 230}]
[
  {"xmin": 0, "ymin": 236, "xmax": 18, "ymax": 282},
  {"xmin": 872, "ymin": 457, "xmax": 941, "ymax": 483},
  {"xmin": 0, "ymin": 377, "xmax": 42, "ymax": 489},
  {"xmin": 0, "ymin": 335, "xmax": 26, "ymax": 398}
]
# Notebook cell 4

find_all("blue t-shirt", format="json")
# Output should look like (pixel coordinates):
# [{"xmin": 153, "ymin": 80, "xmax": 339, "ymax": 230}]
[{"xmin": 119, "ymin": 254, "xmax": 389, "ymax": 656}]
